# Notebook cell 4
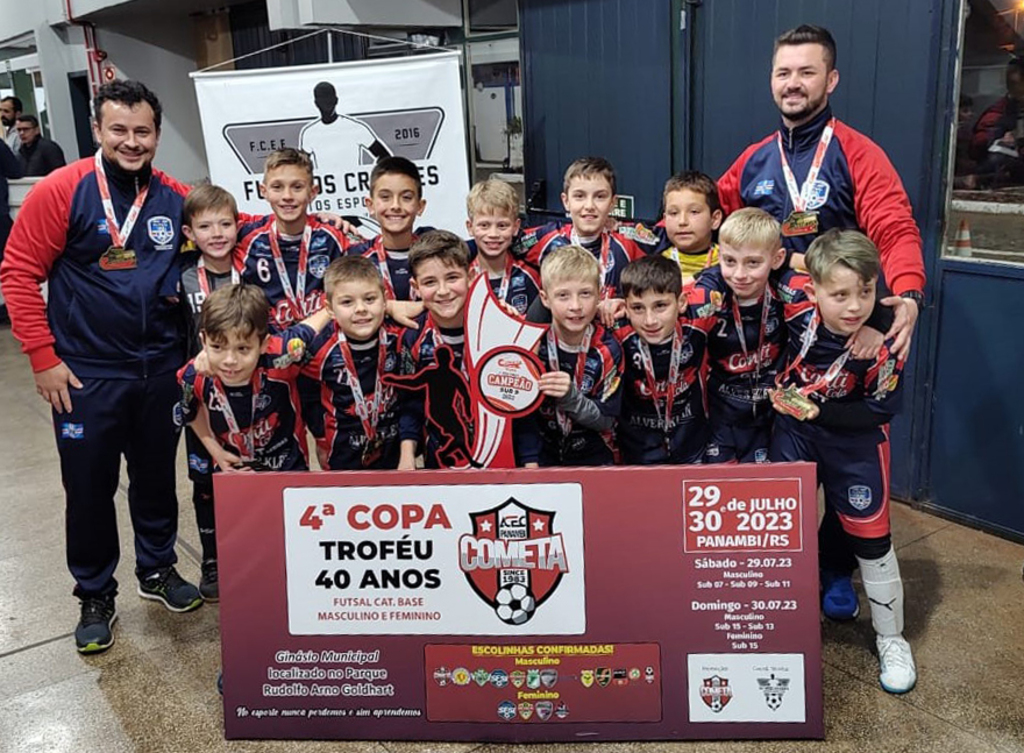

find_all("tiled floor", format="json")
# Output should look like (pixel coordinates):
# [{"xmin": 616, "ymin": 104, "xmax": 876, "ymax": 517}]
[{"xmin": 0, "ymin": 330, "xmax": 1022, "ymax": 753}]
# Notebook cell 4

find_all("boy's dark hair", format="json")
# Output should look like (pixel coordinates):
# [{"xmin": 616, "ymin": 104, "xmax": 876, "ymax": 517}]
[
  {"xmin": 324, "ymin": 255, "xmax": 385, "ymax": 299},
  {"xmin": 370, "ymin": 155, "xmax": 423, "ymax": 197},
  {"xmin": 409, "ymin": 230, "xmax": 470, "ymax": 277},
  {"xmin": 804, "ymin": 228, "xmax": 880, "ymax": 285},
  {"xmin": 183, "ymin": 184, "xmax": 239, "ymax": 225},
  {"xmin": 2, "ymin": 96, "xmax": 23, "ymax": 112},
  {"xmin": 93, "ymin": 80, "xmax": 163, "ymax": 130},
  {"xmin": 263, "ymin": 147, "xmax": 314, "ymax": 182},
  {"xmin": 200, "ymin": 284, "xmax": 270, "ymax": 343},
  {"xmin": 15, "ymin": 114, "xmax": 39, "ymax": 128},
  {"xmin": 621, "ymin": 255, "xmax": 683, "ymax": 299},
  {"xmin": 563, "ymin": 156, "xmax": 616, "ymax": 195},
  {"xmin": 774, "ymin": 25, "xmax": 837, "ymax": 71},
  {"xmin": 663, "ymin": 171, "xmax": 721, "ymax": 215}
]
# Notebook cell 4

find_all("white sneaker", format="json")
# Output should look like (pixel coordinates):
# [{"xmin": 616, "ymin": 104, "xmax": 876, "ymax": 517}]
[{"xmin": 876, "ymin": 634, "xmax": 917, "ymax": 694}]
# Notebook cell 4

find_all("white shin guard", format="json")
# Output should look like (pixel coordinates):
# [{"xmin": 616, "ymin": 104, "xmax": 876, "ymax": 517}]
[{"xmin": 856, "ymin": 546, "xmax": 905, "ymax": 637}]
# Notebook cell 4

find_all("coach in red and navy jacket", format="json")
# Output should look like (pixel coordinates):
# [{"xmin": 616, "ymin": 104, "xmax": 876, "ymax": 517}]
[
  {"xmin": 718, "ymin": 24, "xmax": 926, "ymax": 362},
  {"xmin": 0, "ymin": 80, "xmax": 202, "ymax": 654}
]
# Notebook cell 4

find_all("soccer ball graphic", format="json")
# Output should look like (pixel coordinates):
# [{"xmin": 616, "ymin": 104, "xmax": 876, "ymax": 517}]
[{"xmin": 495, "ymin": 583, "xmax": 536, "ymax": 625}]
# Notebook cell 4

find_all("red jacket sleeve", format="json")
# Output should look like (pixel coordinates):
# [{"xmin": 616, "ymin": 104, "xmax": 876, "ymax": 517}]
[
  {"xmin": 0, "ymin": 162, "xmax": 86, "ymax": 372},
  {"xmin": 717, "ymin": 139, "xmax": 767, "ymax": 216},
  {"xmin": 837, "ymin": 124, "xmax": 926, "ymax": 295}
]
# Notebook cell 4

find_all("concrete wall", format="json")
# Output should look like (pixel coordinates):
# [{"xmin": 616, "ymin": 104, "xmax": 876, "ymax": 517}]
[{"xmin": 34, "ymin": 23, "xmax": 90, "ymax": 167}]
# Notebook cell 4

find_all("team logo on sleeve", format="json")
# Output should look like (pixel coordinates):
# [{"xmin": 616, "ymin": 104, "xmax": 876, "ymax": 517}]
[
  {"xmin": 459, "ymin": 498, "xmax": 569, "ymax": 626},
  {"xmin": 753, "ymin": 179, "xmax": 775, "ymax": 197},
  {"xmin": 147, "ymin": 216, "xmax": 176, "ymax": 249}
]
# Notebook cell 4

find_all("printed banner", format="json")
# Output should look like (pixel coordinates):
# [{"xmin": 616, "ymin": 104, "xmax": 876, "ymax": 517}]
[
  {"xmin": 191, "ymin": 52, "xmax": 469, "ymax": 234},
  {"xmin": 215, "ymin": 465, "xmax": 824, "ymax": 742}
]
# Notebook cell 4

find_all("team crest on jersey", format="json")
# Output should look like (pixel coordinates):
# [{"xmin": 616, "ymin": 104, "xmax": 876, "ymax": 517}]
[
  {"xmin": 459, "ymin": 497, "xmax": 569, "ymax": 626},
  {"xmin": 805, "ymin": 180, "xmax": 831, "ymax": 210},
  {"xmin": 753, "ymin": 179, "xmax": 775, "ymax": 197},
  {"xmin": 848, "ymin": 485, "xmax": 872, "ymax": 511},
  {"xmin": 764, "ymin": 317, "xmax": 779, "ymax": 335},
  {"xmin": 147, "ymin": 216, "xmax": 175, "ymax": 249},
  {"xmin": 679, "ymin": 343, "xmax": 694, "ymax": 364},
  {"xmin": 308, "ymin": 254, "xmax": 330, "ymax": 279}
]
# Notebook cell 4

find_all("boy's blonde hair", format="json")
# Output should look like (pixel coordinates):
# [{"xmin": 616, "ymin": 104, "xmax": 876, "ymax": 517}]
[
  {"xmin": 409, "ymin": 230, "xmax": 471, "ymax": 277},
  {"xmin": 200, "ymin": 284, "xmax": 269, "ymax": 343},
  {"xmin": 466, "ymin": 179, "xmax": 519, "ymax": 219},
  {"xmin": 805, "ymin": 228, "xmax": 880, "ymax": 284},
  {"xmin": 183, "ymin": 184, "xmax": 238, "ymax": 225},
  {"xmin": 718, "ymin": 207, "xmax": 781, "ymax": 252},
  {"xmin": 563, "ymin": 157, "xmax": 616, "ymax": 194},
  {"xmin": 540, "ymin": 244, "xmax": 601, "ymax": 291},
  {"xmin": 263, "ymin": 147, "xmax": 314, "ymax": 182},
  {"xmin": 324, "ymin": 256, "xmax": 385, "ymax": 300}
]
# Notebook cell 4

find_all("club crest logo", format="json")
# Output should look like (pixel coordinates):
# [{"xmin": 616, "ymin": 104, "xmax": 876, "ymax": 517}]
[
  {"xmin": 432, "ymin": 667, "xmax": 450, "ymax": 686},
  {"xmin": 595, "ymin": 667, "xmax": 611, "ymax": 688},
  {"xmin": 518, "ymin": 702, "xmax": 534, "ymax": 720},
  {"xmin": 497, "ymin": 700, "xmax": 516, "ymax": 720},
  {"xmin": 757, "ymin": 673, "xmax": 791, "ymax": 710},
  {"xmin": 308, "ymin": 254, "xmax": 330, "ymax": 279},
  {"xmin": 451, "ymin": 667, "xmax": 471, "ymax": 686},
  {"xmin": 805, "ymin": 179, "xmax": 831, "ymax": 210},
  {"xmin": 459, "ymin": 497, "xmax": 569, "ymax": 625},
  {"xmin": 540, "ymin": 669, "xmax": 558, "ymax": 688},
  {"xmin": 700, "ymin": 675, "xmax": 733, "ymax": 712},
  {"xmin": 147, "ymin": 216, "xmax": 175, "ymax": 247},
  {"xmin": 535, "ymin": 700, "xmax": 554, "ymax": 721},
  {"xmin": 526, "ymin": 669, "xmax": 541, "ymax": 689},
  {"xmin": 848, "ymin": 485, "xmax": 872, "ymax": 511},
  {"xmin": 753, "ymin": 179, "xmax": 775, "ymax": 197},
  {"xmin": 580, "ymin": 669, "xmax": 594, "ymax": 688}
]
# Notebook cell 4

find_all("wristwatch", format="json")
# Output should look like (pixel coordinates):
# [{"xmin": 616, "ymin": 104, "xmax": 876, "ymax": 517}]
[{"xmin": 899, "ymin": 290, "xmax": 925, "ymax": 308}]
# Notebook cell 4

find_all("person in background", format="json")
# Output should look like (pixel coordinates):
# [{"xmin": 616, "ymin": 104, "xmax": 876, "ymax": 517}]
[
  {"xmin": 1, "ymin": 96, "xmax": 23, "ymax": 152},
  {"xmin": 16, "ymin": 114, "xmax": 66, "ymax": 177}
]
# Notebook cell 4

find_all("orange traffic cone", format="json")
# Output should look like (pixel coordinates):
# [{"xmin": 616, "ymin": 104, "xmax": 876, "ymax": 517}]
[{"xmin": 954, "ymin": 219, "xmax": 972, "ymax": 256}]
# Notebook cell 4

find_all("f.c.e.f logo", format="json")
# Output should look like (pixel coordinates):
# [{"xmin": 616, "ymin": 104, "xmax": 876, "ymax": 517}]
[{"xmin": 459, "ymin": 497, "xmax": 569, "ymax": 625}]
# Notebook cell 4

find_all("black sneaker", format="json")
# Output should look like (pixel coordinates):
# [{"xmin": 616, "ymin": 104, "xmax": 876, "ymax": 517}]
[
  {"xmin": 137, "ymin": 566, "xmax": 203, "ymax": 612},
  {"xmin": 200, "ymin": 560, "xmax": 219, "ymax": 602},
  {"xmin": 75, "ymin": 594, "xmax": 117, "ymax": 654}
]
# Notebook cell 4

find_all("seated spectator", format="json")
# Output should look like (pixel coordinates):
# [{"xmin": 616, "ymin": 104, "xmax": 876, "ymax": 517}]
[{"xmin": 16, "ymin": 115, "xmax": 66, "ymax": 177}]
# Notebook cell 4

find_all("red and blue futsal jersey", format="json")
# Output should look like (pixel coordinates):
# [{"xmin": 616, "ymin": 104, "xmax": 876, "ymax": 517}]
[
  {"xmin": 516, "ymin": 221, "xmax": 643, "ymax": 299},
  {"xmin": 301, "ymin": 320, "xmax": 403, "ymax": 470},
  {"xmin": 535, "ymin": 324, "xmax": 623, "ymax": 466},
  {"xmin": 717, "ymin": 106, "xmax": 925, "ymax": 296},
  {"xmin": 177, "ymin": 331, "xmax": 312, "ymax": 474},
  {"xmin": 347, "ymin": 229, "xmax": 434, "ymax": 302},
  {"xmin": 235, "ymin": 215, "xmax": 357, "ymax": 331},
  {"xmin": 771, "ymin": 308, "xmax": 904, "ymax": 538},
  {"xmin": 615, "ymin": 317, "xmax": 711, "ymax": 465},
  {"xmin": 470, "ymin": 256, "xmax": 541, "ymax": 316},
  {"xmin": 688, "ymin": 266, "xmax": 813, "ymax": 426}
]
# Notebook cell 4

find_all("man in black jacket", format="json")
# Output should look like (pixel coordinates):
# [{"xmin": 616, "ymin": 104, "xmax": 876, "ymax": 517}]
[{"xmin": 15, "ymin": 115, "xmax": 66, "ymax": 177}]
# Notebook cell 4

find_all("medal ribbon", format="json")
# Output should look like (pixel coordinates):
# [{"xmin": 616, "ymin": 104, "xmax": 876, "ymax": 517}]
[
  {"xmin": 637, "ymin": 322, "xmax": 683, "ymax": 443},
  {"xmin": 732, "ymin": 288, "xmax": 773, "ymax": 383},
  {"xmin": 267, "ymin": 221, "xmax": 312, "ymax": 323},
  {"xmin": 777, "ymin": 308, "xmax": 852, "ymax": 397},
  {"xmin": 546, "ymin": 325, "xmax": 593, "ymax": 437},
  {"xmin": 94, "ymin": 150, "xmax": 150, "ymax": 249},
  {"xmin": 571, "ymin": 229, "xmax": 613, "ymax": 300},
  {"xmin": 369, "ymin": 236, "xmax": 418, "ymax": 301},
  {"xmin": 197, "ymin": 257, "xmax": 240, "ymax": 297},
  {"xmin": 336, "ymin": 330, "xmax": 387, "ymax": 445},
  {"xmin": 470, "ymin": 254, "xmax": 514, "ymax": 303},
  {"xmin": 776, "ymin": 118, "xmax": 835, "ymax": 212},
  {"xmin": 209, "ymin": 372, "xmax": 262, "ymax": 461}
]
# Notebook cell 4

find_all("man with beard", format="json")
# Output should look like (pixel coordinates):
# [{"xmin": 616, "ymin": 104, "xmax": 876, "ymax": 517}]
[
  {"xmin": 0, "ymin": 80, "xmax": 202, "ymax": 655},
  {"xmin": 716, "ymin": 24, "xmax": 926, "ymax": 625},
  {"xmin": 1, "ymin": 96, "xmax": 22, "ymax": 151}
]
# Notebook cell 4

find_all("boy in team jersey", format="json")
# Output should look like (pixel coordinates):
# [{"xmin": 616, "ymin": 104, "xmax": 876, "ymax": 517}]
[
  {"xmin": 615, "ymin": 255, "xmax": 712, "ymax": 465},
  {"xmin": 770, "ymin": 228, "xmax": 916, "ymax": 695},
  {"xmin": 176, "ymin": 184, "xmax": 241, "ymax": 600},
  {"xmin": 301, "ymin": 256, "xmax": 404, "ymax": 470},
  {"xmin": 348, "ymin": 156, "xmax": 430, "ymax": 301},
  {"xmin": 533, "ymin": 245, "xmax": 623, "ymax": 466},
  {"xmin": 465, "ymin": 178, "xmax": 540, "ymax": 316}
]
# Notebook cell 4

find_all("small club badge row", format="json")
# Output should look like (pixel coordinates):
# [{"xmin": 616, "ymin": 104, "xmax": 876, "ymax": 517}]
[
  {"xmin": 433, "ymin": 665, "xmax": 657, "ymax": 689},
  {"xmin": 497, "ymin": 699, "xmax": 570, "ymax": 722}
]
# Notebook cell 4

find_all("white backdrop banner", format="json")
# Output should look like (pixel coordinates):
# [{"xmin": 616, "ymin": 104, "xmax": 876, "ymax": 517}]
[{"xmin": 191, "ymin": 51, "xmax": 469, "ymax": 235}]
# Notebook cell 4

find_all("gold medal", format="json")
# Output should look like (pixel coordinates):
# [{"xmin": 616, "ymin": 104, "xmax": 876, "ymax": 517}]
[
  {"xmin": 780, "ymin": 211, "xmax": 819, "ymax": 237},
  {"xmin": 773, "ymin": 386, "xmax": 817, "ymax": 420},
  {"xmin": 99, "ymin": 246, "xmax": 138, "ymax": 271},
  {"xmin": 361, "ymin": 434, "xmax": 383, "ymax": 468}
]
